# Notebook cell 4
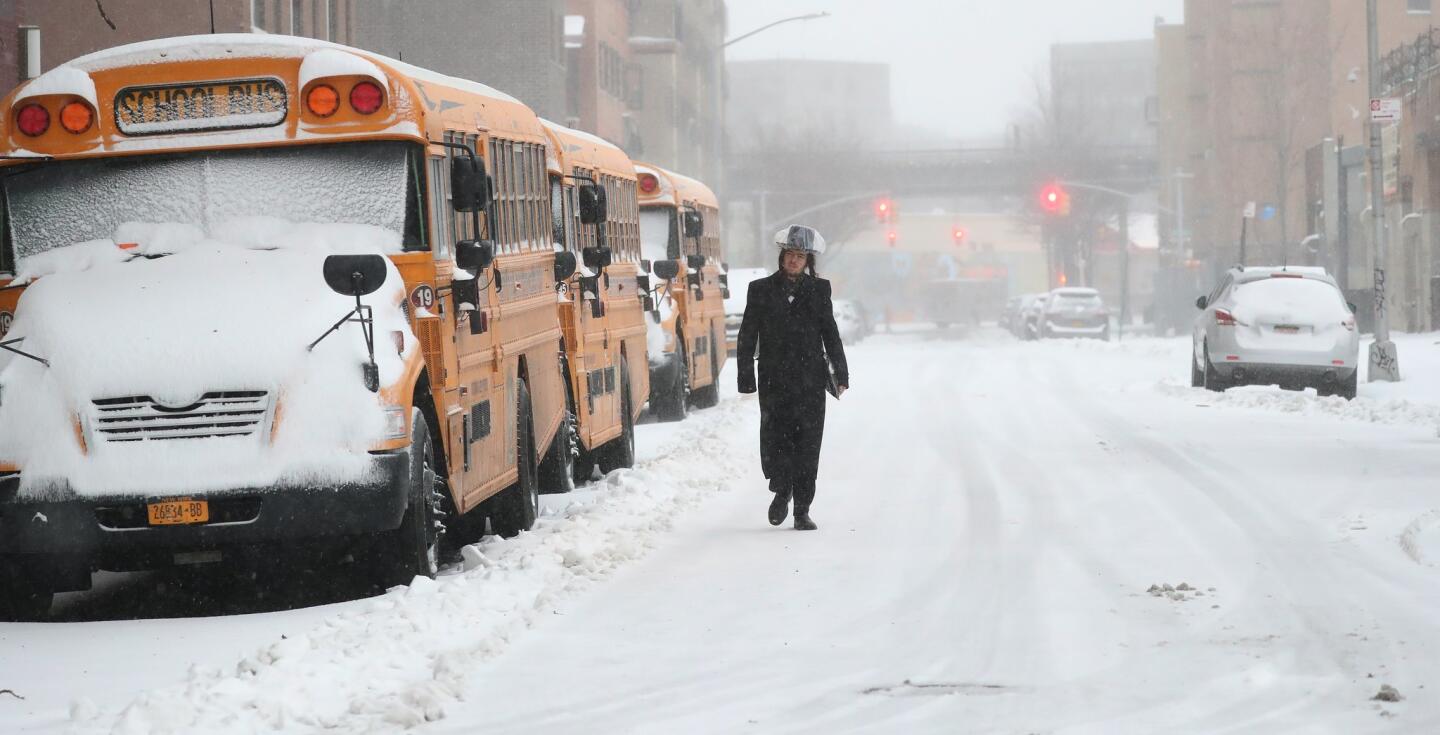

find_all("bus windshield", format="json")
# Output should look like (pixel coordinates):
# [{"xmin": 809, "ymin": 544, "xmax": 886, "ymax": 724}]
[
  {"xmin": 639, "ymin": 206, "xmax": 676, "ymax": 262},
  {"xmin": 3, "ymin": 141, "xmax": 424, "ymax": 263}
]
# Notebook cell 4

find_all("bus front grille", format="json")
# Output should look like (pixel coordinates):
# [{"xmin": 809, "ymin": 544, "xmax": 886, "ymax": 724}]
[{"xmin": 90, "ymin": 391, "xmax": 273, "ymax": 443}]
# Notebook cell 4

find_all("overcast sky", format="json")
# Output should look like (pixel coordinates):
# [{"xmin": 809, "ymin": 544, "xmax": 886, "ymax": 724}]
[{"xmin": 724, "ymin": 0, "xmax": 1184, "ymax": 143}]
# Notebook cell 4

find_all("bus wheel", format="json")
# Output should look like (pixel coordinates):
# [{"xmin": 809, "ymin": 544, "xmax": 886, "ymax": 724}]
[
  {"xmin": 655, "ymin": 346, "xmax": 689, "ymax": 422},
  {"xmin": 490, "ymin": 380, "xmax": 540, "ymax": 538},
  {"xmin": 0, "ymin": 567, "xmax": 53, "ymax": 621},
  {"xmin": 379, "ymin": 409, "xmax": 443, "ymax": 587},
  {"xmin": 599, "ymin": 361, "xmax": 636, "ymax": 473},
  {"xmin": 538, "ymin": 393, "xmax": 576, "ymax": 495},
  {"xmin": 692, "ymin": 344, "xmax": 721, "ymax": 409}
]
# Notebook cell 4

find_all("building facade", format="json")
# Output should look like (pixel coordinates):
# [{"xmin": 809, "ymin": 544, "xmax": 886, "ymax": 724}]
[
  {"xmin": 1050, "ymin": 40, "xmax": 1157, "ymax": 152},
  {"xmin": 725, "ymin": 59, "xmax": 891, "ymax": 152},
  {"xmin": 629, "ymin": 0, "xmax": 725, "ymax": 185}
]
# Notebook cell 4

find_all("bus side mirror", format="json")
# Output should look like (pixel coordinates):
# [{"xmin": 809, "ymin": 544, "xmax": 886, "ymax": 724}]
[
  {"xmin": 1194, "ymin": 295, "xmax": 1207, "ymax": 310},
  {"xmin": 682, "ymin": 210, "xmax": 704, "ymax": 238},
  {"xmin": 553, "ymin": 251, "xmax": 578, "ymax": 281},
  {"xmin": 652, "ymin": 260, "xmax": 680, "ymax": 281},
  {"xmin": 578, "ymin": 184, "xmax": 608, "ymax": 225},
  {"xmin": 582, "ymin": 246, "xmax": 612, "ymax": 270},
  {"xmin": 322, "ymin": 254, "xmax": 388, "ymax": 296},
  {"xmin": 686, "ymin": 254, "xmax": 705, "ymax": 271},
  {"xmin": 456, "ymin": 239, "xmax": 495, "ymax": 274},
  {"xmin": 451, "ymin": 156, "xmax": 491, "ymax": 212}
]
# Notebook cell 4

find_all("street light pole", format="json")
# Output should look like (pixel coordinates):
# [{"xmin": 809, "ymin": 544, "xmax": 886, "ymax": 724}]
[
  {"xmin": 1367, "ymin": 0, "xmax": 1401, "ymax": 381},
  {"xmin": 724, "ymin": 12, "xmax": 831, "ymax": 49}
]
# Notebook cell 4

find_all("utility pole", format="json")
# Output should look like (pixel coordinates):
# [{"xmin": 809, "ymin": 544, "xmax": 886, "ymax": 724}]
[
  {"xmin": 1367, "ymin": 0, "xmax": 1401, "ymax": 381},
  {"xmin": 1118, "ymin": 199, "xmax": 1130, "ymax": 342}
]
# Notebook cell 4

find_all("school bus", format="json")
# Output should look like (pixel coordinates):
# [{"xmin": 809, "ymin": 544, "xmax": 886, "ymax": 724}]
[
  {"xmin": 635, "ymin": 163, "xmax": 728, "ymax": 422},
  {"xmin": 0, "ymin": 35, "xmax": 573, "ymax": 618},
  {"xmin": 539, "ymin": 120, "xmax": 649, "ymax": 487}
]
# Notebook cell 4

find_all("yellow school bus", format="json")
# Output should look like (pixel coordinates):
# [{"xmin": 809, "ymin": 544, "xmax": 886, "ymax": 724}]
[
  {"xmin": 635, "ymin": 163, "xmax": 728, "ymax": 422},
  {"xmin": 540, "ymin": 120, "xmax": 649, "ymax": 487},
  {"xmin": 0, "ymin": 34, "xmax": 572, "ymax": 617}
]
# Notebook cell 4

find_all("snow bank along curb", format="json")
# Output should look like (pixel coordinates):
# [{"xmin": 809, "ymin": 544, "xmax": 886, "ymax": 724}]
[
  {"xmin": 1154, "ymin": 381, "xmax": 1440, "ymax": 430},
  {"xmin": 82, "ymin": 398, "xmax": 753, "ymax": 735}
]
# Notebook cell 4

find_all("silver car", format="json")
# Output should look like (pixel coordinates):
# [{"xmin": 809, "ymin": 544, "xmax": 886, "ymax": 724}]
[
  {"xmin": 1191, "ymin": 266, "xmax": 1359, "ymax": 399},
  {"xmin": 1040, "ymin": 287, "xmax": 1110, "ymax": 340}
]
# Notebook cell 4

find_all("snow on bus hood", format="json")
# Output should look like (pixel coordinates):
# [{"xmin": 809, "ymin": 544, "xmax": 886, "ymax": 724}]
[{"xmin": 0, "ymin": 232, "xmax": 412, "ymax": 498}]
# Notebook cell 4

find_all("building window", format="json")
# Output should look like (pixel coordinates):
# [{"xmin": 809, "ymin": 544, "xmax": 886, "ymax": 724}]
[
  {"xmin": 1409, "ymin": 0, "xmax": 1431, "ymax": 12},
  {"xmin": 252, "ymin": 0, "xmax": 266, "ymax": 30},
  {"xmin": 291, "ymin": 0, "xmax": 302, "ymax": 35},
  {"xmin": 328, "ymin": 0, "xmax": 340, "ymax": 42}
]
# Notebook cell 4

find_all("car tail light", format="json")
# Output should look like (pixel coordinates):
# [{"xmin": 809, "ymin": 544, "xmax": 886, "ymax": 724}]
[
  {"xmin": 349, "ymin": 81, "xmax": 384, "ymax": 114},
  {"xmin": 1214, "ymin": 308, "xmax": 1238, "ymax": 326},
  {"xmin": 1342, "ymin": 316, "xmax": 1356, "ymax": 331},
  {"xmin": 306, "ymin": 84, "xmax": 340, "ymax": 117},
  {"xmin": 638, "ymin": 173, "xmax": 659, "ymax": 194},
  {"xmin": 59, "ymin": 102, "xmax": 93, "ymax": 133},
  {"xmin": 16, "ymin": 104, "xmax": 49, "ymax": 136}
]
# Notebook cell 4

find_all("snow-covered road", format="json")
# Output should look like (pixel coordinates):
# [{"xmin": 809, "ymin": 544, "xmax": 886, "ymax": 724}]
[{"xmin": 5, "ymin": 328, "xmax": 1440, "ymax": 733}]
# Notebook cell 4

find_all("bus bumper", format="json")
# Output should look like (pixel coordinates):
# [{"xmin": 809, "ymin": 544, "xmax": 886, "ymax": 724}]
[{"xmin": 0, "ymin": 450, "xmax": 410, "ymax": 590}]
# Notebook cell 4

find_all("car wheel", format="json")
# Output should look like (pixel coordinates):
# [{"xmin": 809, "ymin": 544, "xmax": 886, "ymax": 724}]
[
  {"xmin": 538, "ymin": 358, "xmax": 576, "ymax": 495},
  {"xmin": 654, "ymin": 343, "xmax": 689, "ymax": 422},
  {"xmin": 1337, "ymin": 371, "xmax": 1358, "ymax": 400},
  {"xmin": 1203, "ymin": 347, "xmax": 1229, "ymax": 393},
  {"xmin": 489, "ymin": 380, "xmax": 539, "ymax": 538}
]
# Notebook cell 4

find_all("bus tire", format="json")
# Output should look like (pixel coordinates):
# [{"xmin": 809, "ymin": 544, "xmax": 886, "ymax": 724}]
[
  {"xmin": 489, "ymin": 380, "xmax": 540, "ymax": 538},
  {"xmin": 538, "ymin": 360, "xmax": 576, "ymax": 495},
  {"xmin": 655, "ymin": 345, "xmax": 689, "ymax": 423},
  {"xmin": 0, "ymin": 566, "xmax": 53, "ymax": 621},
  {"xmin": 692, "ymin": 344, "xmax": 720, "ymax": 409},
  {"xmin": 378, "ymin": 409, "xmax": 443, "ymax": 587},
  {"xmin": 599, "ymin": 361, "xmax": 636, "ymax": 473}
]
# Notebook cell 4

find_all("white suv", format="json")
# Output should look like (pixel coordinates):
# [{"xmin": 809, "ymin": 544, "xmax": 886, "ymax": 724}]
[{"xmin": 1191, "ymin": 266, "xmax": 1359, "ymax": 399}]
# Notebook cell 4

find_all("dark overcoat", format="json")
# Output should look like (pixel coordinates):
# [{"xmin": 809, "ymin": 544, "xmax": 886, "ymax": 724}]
[{"xmin": 736, "ymin": 271, "xmax": 849, "ymax": 481}]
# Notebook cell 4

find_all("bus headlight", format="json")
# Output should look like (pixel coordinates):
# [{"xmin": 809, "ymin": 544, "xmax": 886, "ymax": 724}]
[{"xmin": 383, "ymin": 406, "xmax": 409, "ymax": 440}]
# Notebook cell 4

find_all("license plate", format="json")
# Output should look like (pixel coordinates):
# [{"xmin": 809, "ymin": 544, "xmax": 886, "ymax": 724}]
[
  {"xmin": 147, "ymin": 499, "xmax": 209, "ymax": 526},
  {"xmin": 1071, "ymin": 320, "xmax": 1086, "ymax": 327},
  {"xmin": 114, "ymin": 78, "xmax": 288, "ymax": 136},
  {"xmin": 1274, "ymin": 325, "xmax": 1300, "ymax": 334}
]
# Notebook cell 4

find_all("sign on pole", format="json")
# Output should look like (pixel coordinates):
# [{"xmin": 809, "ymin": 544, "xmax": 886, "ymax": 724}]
[
  {"xmin": 1242, "ymin": 201, "xmax": 1257, "ymax": 219},
  {"xmin": 1371, "ymin": 97, "xmax": 1402, "ymax": 123}
]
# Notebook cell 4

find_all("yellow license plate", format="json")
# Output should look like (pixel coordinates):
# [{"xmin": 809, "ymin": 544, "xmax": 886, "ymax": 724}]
[{"xmin": 147, "ymin": 499, "xmax": 209, "ymax": 526}]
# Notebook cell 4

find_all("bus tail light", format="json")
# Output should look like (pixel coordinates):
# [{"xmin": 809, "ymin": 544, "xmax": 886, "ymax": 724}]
[
  {"xmin": 306, "ymin": 84, "xmax": 340, "ymax": 117},
  {"xmin": 349, "ymin": 81, "xmax": 384, "ymax": 114},
  {"xmin": 1214, "ymin": 308, "xmax": 1238, "ymax": 326},
  {"xmin": 638, "ymin": 173, "xmax": 659, "ymax": 194},
  {"xmin": 16, "ymin": 104, "xmax": 49, "ymax": 136},
  {"xmin": 59, "ymin": 101, "xmax": 93, "ymax": 133}
]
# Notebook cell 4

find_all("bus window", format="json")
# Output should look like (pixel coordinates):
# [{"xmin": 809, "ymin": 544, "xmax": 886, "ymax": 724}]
[
  {"xmin": 639, "ymin": 208, "xmax": 677, "ymax": 262},
  {"xmin": 550, "ymin": 176, "xmax": 567, "ymax": 250},
  {"xmin": 428, "ymin": 157, "xmax": 452, "ymax": 259}
]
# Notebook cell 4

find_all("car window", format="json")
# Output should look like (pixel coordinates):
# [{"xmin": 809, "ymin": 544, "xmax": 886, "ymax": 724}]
[{"xmin": 1230, "ymin": 277, "xmax": 1350, "ymax": 321}]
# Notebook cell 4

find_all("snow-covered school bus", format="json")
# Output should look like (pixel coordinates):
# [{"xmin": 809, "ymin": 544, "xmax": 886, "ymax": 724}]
[
  {"xmin": 635, "ymin": 163, "xmax": 728, "ymax": 422},
  {"xmin": 0, "ymin": 34, "xmax": 576, "ymax": 617},
  {"xmin": 540, "ymin": 120, "xmax": 650, "ymax": 488}
]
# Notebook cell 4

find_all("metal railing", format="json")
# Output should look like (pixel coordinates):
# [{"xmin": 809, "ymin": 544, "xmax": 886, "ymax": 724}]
[{"xmin": 1381, "ymin": 27, "xmax": 1440, "ymax": 94}]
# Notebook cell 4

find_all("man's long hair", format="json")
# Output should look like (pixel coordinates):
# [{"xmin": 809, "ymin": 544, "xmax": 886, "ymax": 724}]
[{"xmin": 778, "ymin": 251, "xmax": 819, "ymax": 277}]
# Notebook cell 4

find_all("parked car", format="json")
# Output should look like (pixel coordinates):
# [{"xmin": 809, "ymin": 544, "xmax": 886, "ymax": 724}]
[
  {"xmin": 1040, "ymin": 287, "xmax": 1110, "ymax": 340},
  {"xmin": 1191, "ymin": 266, "xmax": 1359, "ymax": 399},
  {"xmin": 834, "ymin": 298, "xmax": 866, "ymax": 344},
  {"xmin": 1020, "ymin": 293, "xmax": 1050, "ymax": 340},
  {"xmin": 723, "ymin": 267, "xmax": 770, "ymax": 355}
]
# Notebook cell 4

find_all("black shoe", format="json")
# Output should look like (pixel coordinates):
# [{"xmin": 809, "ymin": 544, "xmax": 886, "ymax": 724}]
[
  {"xmin": 793, "ymin": 512, "xmax": 817, "ymax": 531},
  {"xmin": 768, "ymin": 493, "xmax": 789, "ymax": 526}
]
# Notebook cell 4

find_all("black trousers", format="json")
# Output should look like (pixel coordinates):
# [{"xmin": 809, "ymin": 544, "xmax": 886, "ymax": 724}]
[{"xmin": 760, "ymin": 388, "xmax": 827, "ymax": 513}]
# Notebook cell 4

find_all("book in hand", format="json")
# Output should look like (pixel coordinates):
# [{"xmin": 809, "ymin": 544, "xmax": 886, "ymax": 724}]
[{"xmin": 826, "ymin": 362, "xmax": 842, "ymax": 399}]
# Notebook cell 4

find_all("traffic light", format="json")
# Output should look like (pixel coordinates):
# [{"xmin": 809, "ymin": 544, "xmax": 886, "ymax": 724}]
[
  {"xmin": 1039, "ymin": 182, "xmax": 1070, "ymax": 216},
  {"xmin": 952, "ymin": 226, "xmax": 967, "ymax": 246},
  {"xmin": 875, "ymin": 198, "xmax": 893, "ymax": 224},
  {"xmin": 886, "ymin": 230, "xmax": 898, "ymax": 248}
]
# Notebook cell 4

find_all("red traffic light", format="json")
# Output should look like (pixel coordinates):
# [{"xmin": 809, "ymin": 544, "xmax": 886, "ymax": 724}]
[
  {"xmin": 875, "ymin": 198, "xmax": 893, "ymax": 223},
  {"xmin": 1039, "ymin": 183, "xmax": 1069, "ymax": 215},
  {"xmin": 952, "ymin": 227, "xmax": 966, "ymax": 244}
]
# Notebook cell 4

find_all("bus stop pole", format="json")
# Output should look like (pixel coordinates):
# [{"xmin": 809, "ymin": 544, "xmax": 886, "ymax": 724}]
[{"xmin": 1118, "ymin": 199, "xmax": 1129, "ymax": 342}]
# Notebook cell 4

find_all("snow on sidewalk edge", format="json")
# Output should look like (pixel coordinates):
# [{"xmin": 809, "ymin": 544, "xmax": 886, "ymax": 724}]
[
  {"xmin": 87, "ymin": 398, "xmax": 753, "ymax": 735},
  {"xmin": 1154, "ymin": 381, "xmax": 1440, "ymax": 431}
]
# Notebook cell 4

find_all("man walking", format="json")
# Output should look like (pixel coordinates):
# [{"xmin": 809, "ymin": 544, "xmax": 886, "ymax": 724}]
[{"xmin": 736, "ymin": 225, "xmax": 849, "ymax": 531}]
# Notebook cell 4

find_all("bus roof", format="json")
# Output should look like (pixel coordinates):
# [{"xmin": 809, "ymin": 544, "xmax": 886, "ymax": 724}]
[
  {"xmin": 635, "ymin": 162, "xmax": 718, "ymax": 210},
  {"xmin": 540, "ymin": 119, "xmax": 636, "ymax": 181},
  {"xmin": 1, "ymin": 34, "xmax": 546, "ymax": 160}
]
